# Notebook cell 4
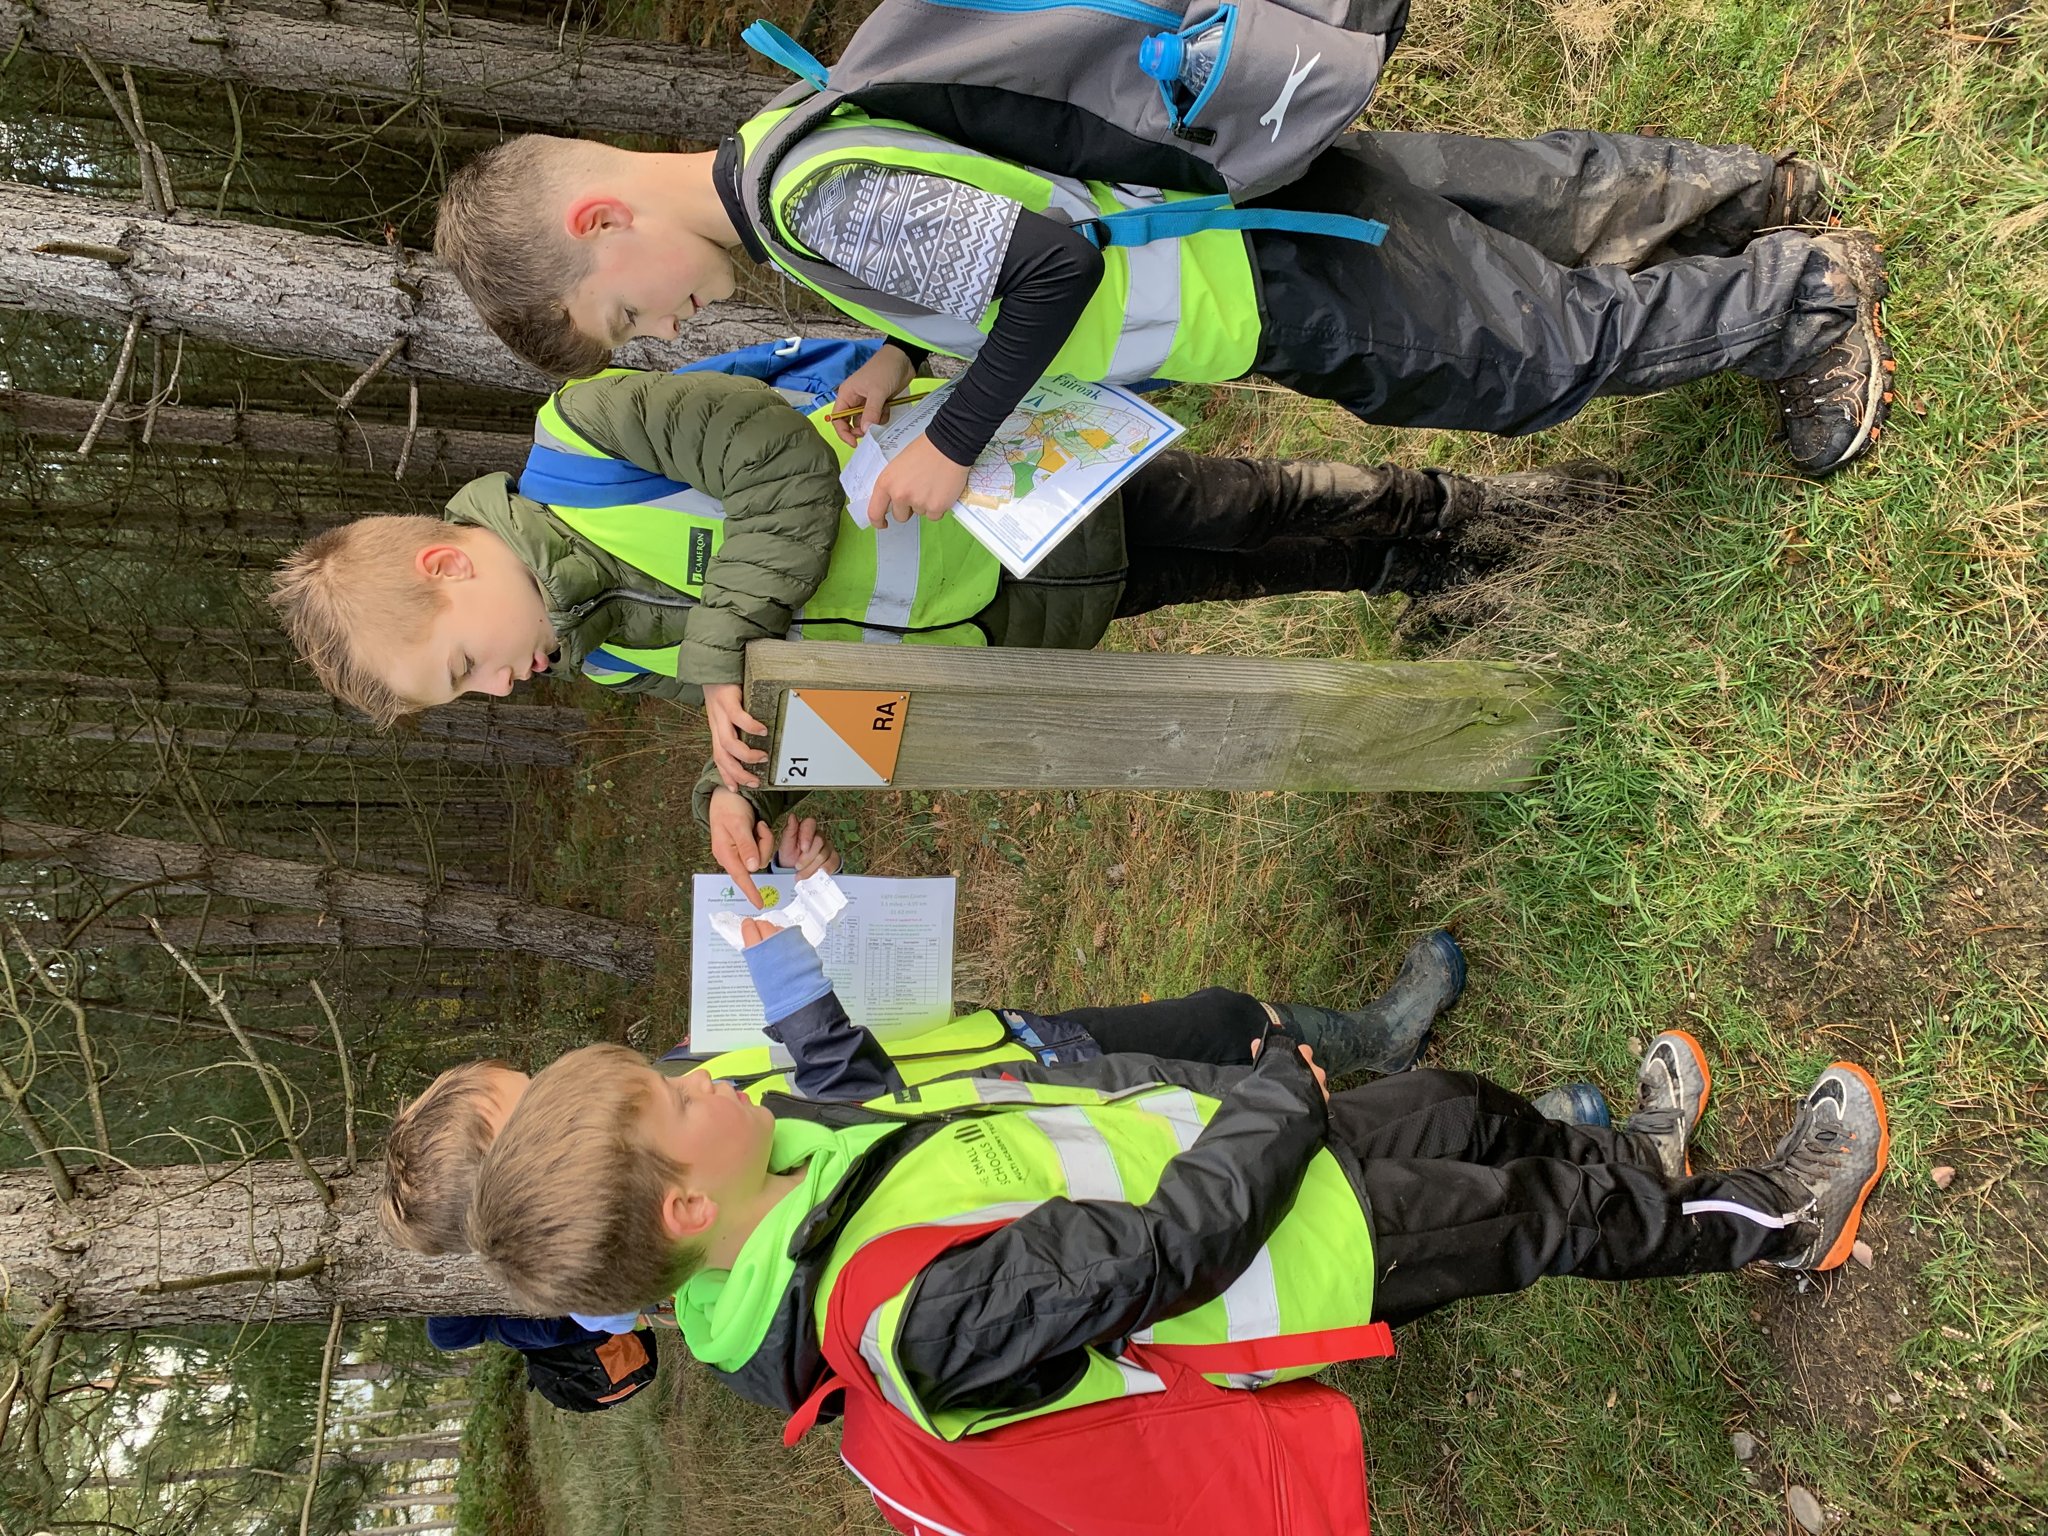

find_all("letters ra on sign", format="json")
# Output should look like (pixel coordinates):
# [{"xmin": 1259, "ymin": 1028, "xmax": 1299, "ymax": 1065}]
[{"xmin": 771, "ymin": 689, "xmax": 911, "ymax": 787}]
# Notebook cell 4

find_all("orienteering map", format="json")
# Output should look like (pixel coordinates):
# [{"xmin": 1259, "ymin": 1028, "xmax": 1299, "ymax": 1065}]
[{"xmin": 840, "ymin": 375, "xmax": 1184, "ymax": 577}]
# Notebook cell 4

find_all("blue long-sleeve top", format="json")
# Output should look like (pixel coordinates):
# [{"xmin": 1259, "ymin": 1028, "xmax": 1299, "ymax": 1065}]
[{"xmin": 742, "ymin": 926, "xmax": 905, "ymax": 1102}]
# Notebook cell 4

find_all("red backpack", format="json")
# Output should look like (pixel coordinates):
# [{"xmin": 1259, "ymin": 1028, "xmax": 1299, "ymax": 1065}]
[{"xmin": 785, "ymin": 1222, "xmax": 1395, "ymax": 1536}]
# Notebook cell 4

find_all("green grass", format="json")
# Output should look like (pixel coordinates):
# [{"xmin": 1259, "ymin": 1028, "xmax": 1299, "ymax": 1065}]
[{"xmin": 518, "ymin": 0, "xmax": 2047, "ymax": 1529}]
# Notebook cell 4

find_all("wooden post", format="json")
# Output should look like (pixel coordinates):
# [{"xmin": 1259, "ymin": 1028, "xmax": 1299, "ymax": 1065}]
[{"xmin": 742, "ymin": 642, "xmax": 1560, "ymax": 793}]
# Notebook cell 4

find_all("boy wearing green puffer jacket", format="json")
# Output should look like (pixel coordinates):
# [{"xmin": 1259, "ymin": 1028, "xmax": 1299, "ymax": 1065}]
[{"xmin": 270, "ymin": 362, "xmax": 1616, "ymax": 899}]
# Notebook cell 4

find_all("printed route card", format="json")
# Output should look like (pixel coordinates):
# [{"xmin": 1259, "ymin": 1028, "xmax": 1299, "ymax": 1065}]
[
  {"xmin": 689, "ymin": 872, "xmax": 956, "ymax": 1050},
  {"xmin": 840, "ymin": 375, "xmax": 1185, "ymax": 578}
]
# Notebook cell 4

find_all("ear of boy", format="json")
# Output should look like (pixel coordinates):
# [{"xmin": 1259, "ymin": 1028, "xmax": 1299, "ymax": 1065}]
[{"xmin": 661, "ymin": 1185, "xmax": 717, "ymax": 1245}]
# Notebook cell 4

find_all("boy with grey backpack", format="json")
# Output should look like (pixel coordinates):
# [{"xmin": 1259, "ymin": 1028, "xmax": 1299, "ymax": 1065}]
[{"xmin": 436, "ymin": 0, "xmax": 1896, "ymax": 530}]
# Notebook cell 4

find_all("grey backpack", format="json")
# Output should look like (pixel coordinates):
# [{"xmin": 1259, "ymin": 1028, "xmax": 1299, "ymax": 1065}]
[{"xmin": 741, "ymin": 0, "xmax": 1407, "ymax": 243}]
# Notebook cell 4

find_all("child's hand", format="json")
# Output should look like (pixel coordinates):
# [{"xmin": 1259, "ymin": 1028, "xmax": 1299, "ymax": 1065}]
[
  {"xmin": 739, "ymin": 917, "xmax": 778, "ymax": 948},
  {"xmin": 833, "ymin": 344, "xmax": 916, "ymax": 446},
  {"xmin": 708, "ymin": 787, "xmax": 775, "ymax": 908},
  {"xmin": 866, "ymin": 434, "xmax": 970, "ymax": 528},
  {"xmin": 776, "ymin": 815, "xmax": 842, "ymax": 880},
  {"xmin": 703, "ymin": 683, "xmax": 768, "ymax": 791},
  {"xmin": 1251, "ymin": 1036, "xmax": 1330, "ymax": 1103}
]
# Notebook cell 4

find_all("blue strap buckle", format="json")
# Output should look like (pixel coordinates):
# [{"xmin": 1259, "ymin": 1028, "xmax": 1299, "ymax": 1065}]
[{"xmin": 741, "ymin": 20, "xmax": 829, "ymax": 90}]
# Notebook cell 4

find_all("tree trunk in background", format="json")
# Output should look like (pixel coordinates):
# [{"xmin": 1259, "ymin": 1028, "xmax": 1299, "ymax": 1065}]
[
  {"xmin": 5, "ymin": 0, "xmax": 779, "ymax": 140},
  {"xmin": 0, "ymin": 389, "xmax": 528, "ymax": 482},
  {"xmin": 0, "ymin": 670, "xmax": 587, "ymax": 739},
  {"xmin": 0, "ymin": 1160, "xmax": 517, "ymax": 1327},
  {"xmin": 0, "ymin": 817, "xmax": 656, "ymax": 977},
  {"xmin": 7, "ymin": 716, "xmax": 578, "ymax": 767},
  {"xmin": 12, "ymin": 911, "xmax": 429, "ymax": 952},
  {"xmin": 0, "ymin": 181, "xmax": 858, "ymax": 391}
]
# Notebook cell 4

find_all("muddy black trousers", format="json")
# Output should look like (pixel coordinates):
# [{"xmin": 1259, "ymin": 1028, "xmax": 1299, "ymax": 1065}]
[
  {"xmin": 1325, "ymin": 1070, "xmax": 1809, "ymax": 1325},
  {"xmin": 1110, "ymin": 448, "xmax": 1473, "ymax": 614},
  {"xmin": 1248, "ymin": 130, "xmax": 1860, "ymax": 434}
]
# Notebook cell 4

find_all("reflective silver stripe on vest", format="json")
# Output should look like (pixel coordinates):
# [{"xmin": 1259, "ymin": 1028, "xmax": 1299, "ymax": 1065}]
[
  {"xmin": 861, "ymin": 1309, "xmax": 926, "ymax": 1425},
  {"xmin": 637, "ymin": 485, "xmax": 728, "ymax": 519},
  {"xmin": 1102, "ymin": 185, "xmax": 1180, "ymax": 383},
  {"xmin": 1110, "ymin": 1356, "xmax": 1167, "ymax": 1396},
  {"xmin": 533, "ymin": 417, "xmax": 583, "ymax": 454},
  {"xmin": 1133, "ymin": 1087, "xmax": 1203, "ymax": 1150},
  {"xmin": 1128, "ymin": 1087, "xmax": 1288, "ymax": 1347},
  {"xmin": 1026, "ymin": 1107, "xmax": 1124, "ymax": 1200},
  {"xmin": 863, "ymin": 516, "xmax": 921, "ymax": 642},
  {"xmin": 958, "ymin": 1077, "xmax": 1039, "ymax": 1104}
]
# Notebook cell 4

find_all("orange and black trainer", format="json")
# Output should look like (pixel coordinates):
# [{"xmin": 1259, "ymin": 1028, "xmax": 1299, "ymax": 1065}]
[
  {"xmin": 1764, "ymin": 1063, "xmax": 1890, "ymax": 1271},
  {"xmin": 1625, "ymin": 1030, "xmax": 1713, "ymax": 1181},
  {"xmin": 1772, "ymin": 229, "xmax": 1896, "ymax": 476}
]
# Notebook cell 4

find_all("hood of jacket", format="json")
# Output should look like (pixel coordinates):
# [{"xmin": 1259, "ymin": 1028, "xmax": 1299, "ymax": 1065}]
[{"xmin": 443, "ymin": 473, "xmax": 698, "ymax": 679}]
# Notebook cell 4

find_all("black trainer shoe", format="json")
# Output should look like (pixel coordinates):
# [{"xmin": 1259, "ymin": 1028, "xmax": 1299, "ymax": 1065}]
[
  {"xmin": 1763, "ymin": 1062, "xmax": 1890, "ymax": 1271},
  {"xmin": 1773, "ymin": 230, "xmax": 1895, "ymax": 476},
  {"xmin": 1764, "ymin": 157, "xmax": 1838, "ymax": 230},
  {"xmin": 1624, "ymin": 1030, "xmax": 1712, "ymax": 1181},
  {"xmin": 1274, "ymin": 930, "xmax": 1466, "ymax": 1076}
]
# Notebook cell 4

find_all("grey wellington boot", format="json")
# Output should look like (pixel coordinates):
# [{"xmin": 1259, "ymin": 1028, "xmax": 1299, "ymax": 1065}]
[{"xmin": 1273, "ymin": 930, "xmax": 1466, "ymax": 1076}]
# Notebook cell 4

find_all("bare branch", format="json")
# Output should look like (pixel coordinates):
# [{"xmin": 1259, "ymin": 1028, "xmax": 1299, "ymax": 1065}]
[
  {"xmin": 0, "ymin": 950, "xmax": 75, "ymax": 1200},
  {"xmin": 138, "ymin": 1256, "xmax": 327, "ymax": 1295},
  {"xmin": 143, "ymin": 917, "xmax": 332, "ymax": 1206},
  {"xmin": 0, "ymin": 1297, "xmax": 67, "ymax": 1453},
  {"xmin": 335, "ymin": 335, "xmax": 406, "ymax": 414},
  {"xmin": 309, "ymin": 980, "xmax": 357, "ymax": 1174},
  {"xmin": 3, "ymin": 919, "xmax": 112, "ymax": 1163},
  {"xmin": 76, "ymin": 312, "xmax": 142, "ymax": 459},
  {"xmin": 393, "ymin": 377, "xmax": 420, "ymax": 481},
  {"xmin": 298, "ymin": 1303, "xmax": 346, "ymax": 1536}
]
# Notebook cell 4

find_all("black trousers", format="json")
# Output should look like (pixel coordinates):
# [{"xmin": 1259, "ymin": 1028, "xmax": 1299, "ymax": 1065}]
[
  {"xmin": 1111, "ymin": 450, "xmax": 1464, "ymax": 614},
  {"xmin": 1250, "ymin": 130, "xmax": 1859, "ymax": 435},
  {"xmin": 1328, "ymin": 1071, "xmax": 1807, "ymax": 1325},
  {"xmin": 1041, "ymin": 985, "xmax": 1273, "ymax": 1064}
]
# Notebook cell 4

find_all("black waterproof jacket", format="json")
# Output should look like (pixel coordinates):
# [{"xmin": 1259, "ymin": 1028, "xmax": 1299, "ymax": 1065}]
[{"xmin": 714, "ymin": 987, "xmax": 1359, "ymax": 1422}]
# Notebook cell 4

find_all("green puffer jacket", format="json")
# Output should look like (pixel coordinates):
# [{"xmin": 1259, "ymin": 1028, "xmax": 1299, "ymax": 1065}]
[{"xmin": 441, "ymin": 369, "xmax": 1129, "ymax": 828}]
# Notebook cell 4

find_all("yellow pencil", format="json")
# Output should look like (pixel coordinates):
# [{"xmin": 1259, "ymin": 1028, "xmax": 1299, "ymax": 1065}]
[{"xmin": 824, "ymin": 391, "xmax": 921, "ymax": 423}]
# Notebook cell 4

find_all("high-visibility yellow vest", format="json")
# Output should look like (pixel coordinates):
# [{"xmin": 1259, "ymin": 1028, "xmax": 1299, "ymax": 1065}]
[
  {"xmin": 734, "ymin": 105, "xmax": 1263, "ymax": 387},
  {"xmin": 664, "ymin": 1009, "xmax": 1033, "ymax": 1100},
  {"xmin": 816, "ymin": 1072, "xmax": 1376, "ymax": 1440},
  {"xmin": 534, "ymin": 371, "xmax": 999, "ymax": 688}
]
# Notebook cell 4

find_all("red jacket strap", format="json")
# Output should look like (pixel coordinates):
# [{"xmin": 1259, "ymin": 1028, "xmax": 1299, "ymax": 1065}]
[
  {"xmin": 784, "ymin": 1373, "xmax": 844, "ymax": 1445},
  {"xmin": 784, "ymin": 1220, "xmax": 1015, "ymax": 1441},
  {"xmin": 1131, "ymin": 1321, "xmax": 1395, "ymax": 1376}
]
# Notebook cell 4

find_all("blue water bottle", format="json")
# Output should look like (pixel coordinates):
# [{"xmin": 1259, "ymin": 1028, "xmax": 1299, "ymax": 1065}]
[{"xmin": 1139, "ymin": 26, "xmax": 1223, "ymax": 101}]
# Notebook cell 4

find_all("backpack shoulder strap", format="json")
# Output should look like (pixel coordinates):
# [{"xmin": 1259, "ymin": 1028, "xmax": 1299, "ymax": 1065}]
[
  {"xmin": 784, "ymin": 1219, "xmax": 1013, "ymax": 1446},
  {"xmin": 1081, "ymin": 195, "xmax": 1388, "ymax": 249}
]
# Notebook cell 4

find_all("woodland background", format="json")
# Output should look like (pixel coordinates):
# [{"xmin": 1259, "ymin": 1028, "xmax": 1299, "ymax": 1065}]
[{"xmin": 0, "ymin": 2, "xmax": 2042, "ymax": 1535}]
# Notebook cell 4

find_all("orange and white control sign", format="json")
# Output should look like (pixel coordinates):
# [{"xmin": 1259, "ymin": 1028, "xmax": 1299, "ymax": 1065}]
[{"xmin": 771, "ymin": 689, "xmax": 910, "ymax": 787}]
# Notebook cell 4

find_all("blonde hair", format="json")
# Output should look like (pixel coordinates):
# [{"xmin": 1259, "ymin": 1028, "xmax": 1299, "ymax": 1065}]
[
  {"xmin": 269, "ymin": 515, "xmax": 449, "ymax": 728},
  {"xmin": 436, "ymin": 136, "xmax": 613, "ymax": 380},
  {"xmin": 378, "ymin": 1059, "xmax": 517, "ymax": 1255},
  {"xmin": 468, "ymin": 1044, "xmax": 706, "ymax": 1315}
]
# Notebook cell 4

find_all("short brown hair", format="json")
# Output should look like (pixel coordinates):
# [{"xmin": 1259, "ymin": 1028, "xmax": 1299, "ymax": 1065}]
[
  {"xmin": 467, "ymin": 1044, "xmax": 705, "ymax": 1315},
  {"xmin": 269, "ymin": 515, "xmax": 448, "ymax": 728},
  {"xmin": 437, "ymin": 136, "xmax": 612, "ymax": 380},
  {"xmin": 379, "ymin": 1059, "xmax": 516, "ymax": 1255}
]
